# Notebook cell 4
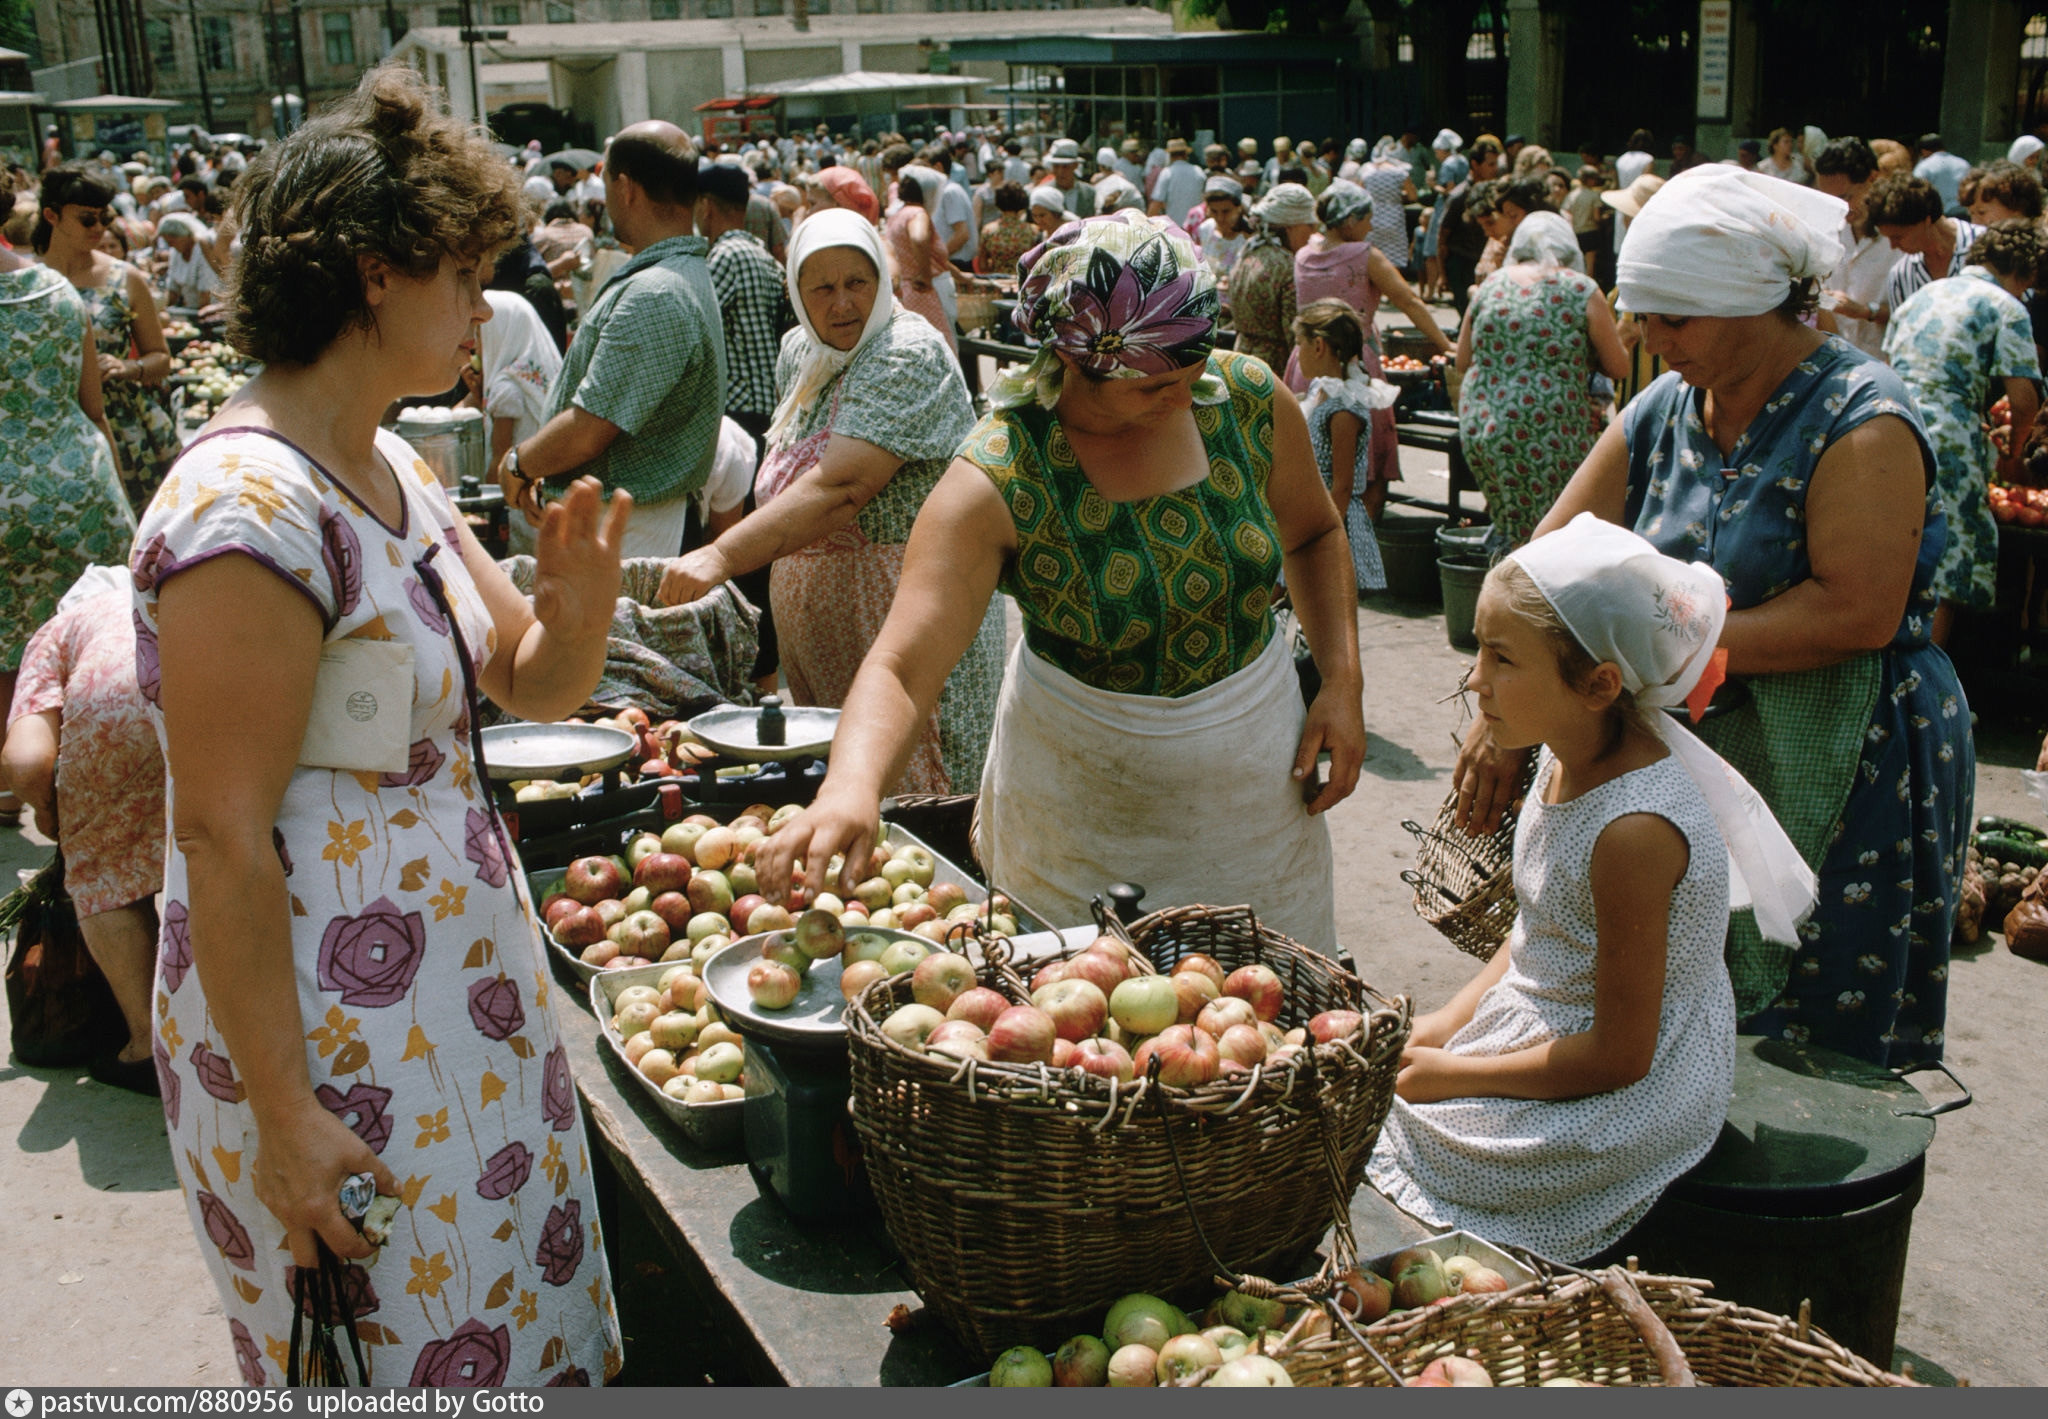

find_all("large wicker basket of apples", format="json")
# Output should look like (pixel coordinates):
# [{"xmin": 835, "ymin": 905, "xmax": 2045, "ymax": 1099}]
[{"xmin": 844, "ymin": 902, "xmax": 1410, "ymax": 1361}]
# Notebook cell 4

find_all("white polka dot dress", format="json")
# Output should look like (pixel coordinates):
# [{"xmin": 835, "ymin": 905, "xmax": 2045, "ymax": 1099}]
[{"xmin": 1368, "ymin": 747, "xmax": 1737, "ymax": 1261}]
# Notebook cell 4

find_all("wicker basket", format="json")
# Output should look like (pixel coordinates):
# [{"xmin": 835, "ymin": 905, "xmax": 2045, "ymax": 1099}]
[
  {"xmin": 845, "ymin": 903, "xmax": 1411, "ymax": 1360},
  {"xmin": 1274, "ymin": 1264, "xmax": 1914, "ymax": 1388},
  {"xmin": 1400, "ymin": 757, "xmax": 1534, "ymax": 960},
  {"xmin": 954, "ymin": 277, "xmax": 1001, "ymax": 334}
]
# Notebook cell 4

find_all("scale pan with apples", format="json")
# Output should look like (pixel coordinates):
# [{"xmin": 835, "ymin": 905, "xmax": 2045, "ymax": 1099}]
[{"xmin": 478, "ymin": 721, "xmax": 638, "ymax": 782}]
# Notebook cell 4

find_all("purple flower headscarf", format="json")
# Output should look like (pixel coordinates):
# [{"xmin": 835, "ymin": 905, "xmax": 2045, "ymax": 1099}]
[{"xmin": 992, "ymin": 209, "xmax": 1224, "ymax": 410}]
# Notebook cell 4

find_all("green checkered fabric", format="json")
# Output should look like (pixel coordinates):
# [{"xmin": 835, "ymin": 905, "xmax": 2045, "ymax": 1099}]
[{"xmin": 1696, "ymin": 655, "xmax": 1882, "ymax": 1016}]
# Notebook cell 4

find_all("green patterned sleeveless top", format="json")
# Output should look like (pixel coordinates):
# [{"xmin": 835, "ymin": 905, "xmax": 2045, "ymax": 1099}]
[{"xmin": 959, "ymin": 349, "xmax": 1282, "ymax": 698}]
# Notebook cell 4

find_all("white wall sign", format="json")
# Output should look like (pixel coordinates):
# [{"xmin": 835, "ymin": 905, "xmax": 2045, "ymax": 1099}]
[{"xmin": 1697, "ymin": 0, "xmax": 1732, "ymax": 121}]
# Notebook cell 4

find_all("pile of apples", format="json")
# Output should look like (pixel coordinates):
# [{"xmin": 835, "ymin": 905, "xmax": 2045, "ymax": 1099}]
[
  {"xmin": 1989, "ymin": 482, "xmax": 2048, "ymax": 527},
  {"xmin": 540, "ymin": 809, "xmax": 1016, "ymax": 972},
  {"xmin": 988, "ymin": 1290, "xmax": 1298, "ymax": 1387},
  {"xmin": 605, "ymin": 966, "xmax": 747, "ymax": 1104},
  {"xmin": 871, "ymin": 935, "xmax": 1365, "ymax": 1085},
  {"xmin": 569, "ymin": 706, "xmax": 722, "ymax": 781}
]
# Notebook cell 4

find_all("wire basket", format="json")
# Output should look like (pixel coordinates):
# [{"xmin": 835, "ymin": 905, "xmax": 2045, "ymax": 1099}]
[
  {"xmin": 1271, "ymin": 1259, "xmax": 1915, "ymax": 1388},
  {"xmin": 1400, "ymin": 757, "xmax": 1534, "ymax": 961},
  {"xmin": 844, "ymin": 902, "xmax": 1410, "ymax": 1360}
]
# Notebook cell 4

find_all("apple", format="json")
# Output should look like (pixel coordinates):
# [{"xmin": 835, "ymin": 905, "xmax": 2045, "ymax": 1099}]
[
  {"xmin": 1132, "ymin": 1025, "xmax": 1221, "ymax": 1087},
  {"xmin": 616, "ymin": 986, "xmax": 662, "ymax": 1012},
  {"xmin": 989, "ymin": 1345, "xmax": 1052, "ymax": 1387},
  {"xmin": 985, "ymin": 1005, "xmax": 1056, "ymax": 1064},
  {"xmin": 1201, "ymin": 1326, "xmax": 1251, "ymax": 1364},
  {"xmin": 1155, "ymin": 1333, "xmax": 1222, "ymax": 1385},
  {"xmin": 619, "ymin": 887, "xmax": 653, "ymax": 916},
  {"xmin": 725, "ymin": 860, "xmax": 760, "ymax": 897},
  {"xmin": 1031, "ymin": 960, "xmax": 1068, "ymax": 992},
  {"xmin": 1051, "ymin": 1037, "xmax": 1077, "ymax": 1067},
  {"xmin": 890, "ymin": 881, "xmax": 926, "ymax": 908},
  {"xmin": 945, "ymin": 987, "xmax": 1009, "ymax": 1032},
  {"xmin": 617, "ymin": 707, "xmax": 650, "ymax": 731},
  {"xmin": 893, "ymin": 845, "xmax": 937, "ymax": 887},
  {"xmin": 693, "ymin": 826, "xmax": 738, "ymax": 871},
  {"xmin": 1203, "ymin": 1356, "xmax": 1292, "ymax": 1387},
  {"xmin": 730, "ymin": 825, "xmax": 766, "ymax": 858},
  {"xmin": 623, "ymin": 1032, "xmax": 657, "ymax": 1066},
  {"xmin": 794, "ymin": 909, "xmax": 845, "ymax": 960},
  {"xmin": 1171, "ymin": 971, "xmax": 1219, "ymax": 1023},
  {"xmin": 1063, "ymin": 949, "xmax": 1127, "ymax": 1001},
  {"xmin": 896, "ymin": 902, "xmax": 938, "ymax": 930},
  {"xmin": 613, "ymin": 1000, "xmax": 660, "ymax": 1040},
  {"xmin": 633, "ymin": 852, "xmax": 693, "ymax": 895},
  {"xmin": 925, "ymin": 881, "xmax": 969, "ymax": 916},
  {"xmin": 852, "ymin": 877, "xmax": 894, "ymax": 911},
  {"xmin": 1257, "ymin": 1021, "xmax": 1287, "ymax": 1051},
  {"xmin": 612, "ymin": 911, "xmax": 670, "ymax": 960},
  {"xmin": 878, "ymin": 939, "xmax": 931, "ymax": 977},
  {"xmin": 1393, "ymin": 1256, "xmax": 1449, "ymax": 1309},
  {"xmin": 1171, "ymin": 953, "xmax": 1226, "ymax": 991},
  {"xmin": 695, "ymin": 1041, "xmax": 744, "ymax": 1084},
  {"xmin": 911, "ymin": 919, "xmax": 953, "ymax": 944},
  {"xmin": 686, "ymin": 870, "xmax": 734, "ymax": 918},
  {"xmin": 811, "ymin": 891, "xmax": 845, "ymax": 918},
  {"xmin": 767, "ymin": 803, "xmax": 802, "ymax": 834},
  {"xmin": 926, "ymin": 1019, "xmax": 987, "ymax": 1061},
  {"xmin": 910, "ymin": 952, "xmax": 976, "ymax": 1011},
  {"xmin": 986, "ymin": 913, "xmax": 1019, "ymax": 938},
  {"xmin": 1195, "ymin": 997, "xmax": 1258, "ymax": 1038},
  {"xmin": 746, "ymin": 902, "xmax": 795, "ymax": 935},
  {"xmin": 1110, "ymin": 975, "xmax": 1180, "ymax": 1037},
  {"xmin": 1084, "ymin": 934, "xmax": 1132, "ymax": 970},
  {"xmin": 880, "ymin": 1003, "xmax": 945, "ymax": 1050},
  {"xmin": 1222, "ymin": 964, "xmax": 1284, "ymax": 1022},
  {"xmin": 638, "ymin": 1048, "xmax": 680, "ymax": 1087},
  {"xmin": 1072, "ymin": 1037, "xmax": 1134, "ymax": 1082},
  {"xmin": 543, "ymin": 896, "xmax": 580, "ymax": 930},
  {"xmin": 747, "ymin": 959, "xmax": 802, "ymax": 1009},
  {"xmin": 593, "ymin": 900, "xmax": 627, "ymax": 929},
  {"xmin": 839, "ymin": 959, "xmax": 888, "ymax": 1002},
  {"xmin": 579, "ymin": 939, "xmax": 620, "ymax": 967},
  {"xmin": 649, "ymin": 1011, "xmax": 700, "ymax": 1055},
  {"xmin": 660, "ymin": 820, "xmax": 710, "ymax": 862},
  {"xmin": 762, "ymin": 936, "xmax": 810, "ymax": 975},
  {"xmin": 1215, "ymin": 1023, "xmax": 1267, "ymax": 1068},
  {"xmin": 553, "ymin": 905, "xmax": 608, "ymax": 947},
  {"xmin": 563, "ymin": 855, "xmax": 623, "ymax": 905},
  {"xmin": 684, "ymin": 910, "xmax": 729, "ymax": 944},
  {"xmin": 845, "ymin": 931, "xmax": 892, "ymax": 965},
  {"xmin": 1335, "ymin": 1268, "xmax": 1393, "ymax": 1322},
  {"xmin": 1106, "ymin": 1345, "xmax": 1158, "ymax": 1388},
  {"xmin": 1031, "ymin": 978, "xmax": 1108, "ymax": 1042},
  {"xmin": 1105, "ymin": 1294, "xmax": 1195, "ymax": 1353},
  {"xmin": 1308, "ymin": 1009, "xmax": 1364, "ymax": 1046},
  {"xmin": 657, "ymin": 963, "xmax": 694, "ymax": 994},
  {"xmin": 1052, "ymin": 1333, "xmax": 1110, "ymax": 1387},
  {"xmin": 879, "ymin": 858, "xmax": 916, "ymax": 890},
  {"xmin": 867, "ymin": 908, "xmax": 897, "ymax": 930},
  {"xmin": 1416, "ymin": 1357, "xmax": 1492, "ymax": 1387},
  {"xmin": 698, "ymin": 1021, "xmax": 741, "ymax": 1050},
  {"xmin": 649, "ymin": 891, "xmax": 694, "ymax": 936},
  {"xmin": 1448, "ymin": 1261, "xmax": 1508, "ymax": 1295}
]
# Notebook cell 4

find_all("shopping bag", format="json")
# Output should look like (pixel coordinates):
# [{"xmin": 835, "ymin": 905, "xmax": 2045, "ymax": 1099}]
[
  {"xmin": 286, "ymin": 1239, "xmax": 372, "ymax": 1386},
  {"xmin": 1, "ymin": 854, "xmax": 123, "ymax": 1067}
]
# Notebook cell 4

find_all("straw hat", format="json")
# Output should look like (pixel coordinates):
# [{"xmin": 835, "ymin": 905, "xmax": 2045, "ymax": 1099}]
[
  {"xmin": 1600, "ymin": 171, "xmax": 1666, "ymax": 219},
  {"xmin": 1046, "ymin": 138, "xmax": 1082, "ymax": 166}
]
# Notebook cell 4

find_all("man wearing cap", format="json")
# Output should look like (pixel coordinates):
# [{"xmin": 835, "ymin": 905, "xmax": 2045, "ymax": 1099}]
[
  {"xmin": 1044, "ymin": 138, "xmax": 1096, "ymax": 217},
  {"xmin": 1263, "ymin": 136, "xmax": 1293, "ymax": 191},
  {"xmin": 1114, "ymin": 136, "xmax": 1146, "ymax": 188},
  {"xmin": 1149, "ymin": 137, "xmax": 1206, "ymax": 223},
  {"xmin": 1501, "ymin": 134, "xmax": 1526, "ymax": 172},
  {"xmin": 1236, "ymin": 158, "xmax": 1265, "ymax": 201},
  {"xmin": 1732, "ymin": 137, "xmax": 1762, "ymax": 171},
  {"xmin": 1912, "ymin": 133, "xmax": 1971, "ymax": 215}
]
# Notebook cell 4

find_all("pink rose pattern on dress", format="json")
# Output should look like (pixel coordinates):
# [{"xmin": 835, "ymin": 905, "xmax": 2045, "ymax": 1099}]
[
  {"xmin": 408, "ymin": 1318, "xmax": 510, "ymax": 1387},
  {"xmin": 134, "ymin": 434, "xmax": 617, "ymax": 1385},
  {"xmin": 316, "ymin": 897, "xmax": 427, "ymax": 1007}
]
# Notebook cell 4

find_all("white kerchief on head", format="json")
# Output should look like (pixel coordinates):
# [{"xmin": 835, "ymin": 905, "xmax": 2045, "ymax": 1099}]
[
  {"xmin": 769, "ymin": 209, "xmax": 895, "ymax": 450},
  {"xmin": 2010, "ymin": 134, "xmax": 2046, "ymax": 166},
  {"xmin": 1615, "ymin": 165, "xmax": 1847, "ymax": 318},
  {"xmin": 1507, "ymin": 514, "xmax": 1818, "ymax": 946},
  {"xmin": 1508, "ymin": 211, "xmax": 1586, "ymax": 273}
]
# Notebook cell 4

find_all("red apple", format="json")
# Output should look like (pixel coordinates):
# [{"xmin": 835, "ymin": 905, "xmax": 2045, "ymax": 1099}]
[
  {"xmin": 1171, "ymin": 953, "xmax": 1226, "ymax": 991},
  {"xmin": 578, "ymin": 938, "xmax": 619, "ymax": 967},
  {"xmin": 1051, "ymin": 1037, "xmax": 1077, "ymax": 1067},
  {"xmin": 1222, "ymin": 965, "xmax": 1284, "ymax": 1022},
  {"xmin": 927, "ymin": 1019, "xmax": 987, "ymax": 1060},
  {"xmin": 1416, "ymin": 1357, "xmax": 1492, "ymax": 1387},
  {"xmin": 910, "ymin": 951, "xmax": 977, "ymax": 1012},
  {"xmin": 1085, "ymin": 935, "xmax": 1132, "ymax": 969},
  {"xmin": 1064, "ymin": 949, "xmax": 1127, "ymax": 1001},
  {"xmin": 1132, "ymin": 1025, "xmax": 1220, "ymax": 1087},
  {"xmin": 746, "ymin": 903, "xmax": 795, "ymax": 935},
  {"xmin": 729, "ymin": 894, "xmax": 767, "ymax": 930},
  {"xmin": 543, "ymin": 896, "xmax": 580, "ymax": 929},
  {"xmin": 1171, "ymin": 971, "xmax": 1219, "ymax": 1023},
  {"xmin": 1335, "ymin": 1269, "xmax": 1392, "ymax": 1323},
  {"xmin": 1196, "ymin": 996, "xmax": 1259, "ymax": 1038},
  {"xmin": 897, "ymin": 902, "xmax": 938, "ymax": 930},
  {"xmin": 839, "ymin": 959, "xmax": 889, "ymax": 1002},
  {"xmin": 946, "ymin": 987, "xmax": 1009, "ymax": 1033},
  {"xmin": 612, "ymin": 910, "xmax": 670, "ymax": 960},
  {"xmin": 633, "ymin": 852, "xmax": 693, "ymax": 894},
  {"xmin": 1308, "ymin": 1009, "xmax": 1364, "ymax": 1045},
  {"xmin": 986, "ymin": 1005, "xmax": 1057, "ymax": 1064},
  {"xmin": 563, "ymin": 855, "xmax": 624, "ymax": 906},
  {"xmin": 925, "ymin": 881, "xmax": 969, "ymax": 916},
  {"xmin": 1031, "ymin": 978, "xmax": 1109, "ymax": 1042},
  {"xmin": 553, "ymin": 904, "xmax": 608, "ymax": 947},
  {"xmin": 747, "ymin": 959, "xmax": 802, "ymax": 1009},
  {"xmin": 649, "ymin": 891, "xmax": 693, "ymax": 936},
  {"xmin": 1030, "ymin": 960, "xmax": 1068, "ymax": 992},
  {"xmin": 1072, "ymin": 1037, "xmax": 1134, "ymax": 1082},
  {"xmin": 1216, "ymin": 1023, "xmax": 1268, "ymax": 1068}
]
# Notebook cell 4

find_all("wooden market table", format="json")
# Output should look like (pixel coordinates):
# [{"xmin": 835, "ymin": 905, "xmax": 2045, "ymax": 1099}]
[{"xmin": 559, "ymin": 936, "xmax": 1431, "ymax": 1386}]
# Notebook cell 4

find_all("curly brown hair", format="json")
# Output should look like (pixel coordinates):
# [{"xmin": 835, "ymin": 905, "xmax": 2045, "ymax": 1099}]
[
  {"xmin": 1966, "ymin": 218, "xmax": 2047, "ymax": 283},
  {"xmin": 225, "ymin": 63, "xmax": 526, "ymax": 366}
]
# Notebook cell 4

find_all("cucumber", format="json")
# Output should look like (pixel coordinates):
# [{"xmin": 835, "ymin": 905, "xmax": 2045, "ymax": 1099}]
[
  {"xmin": 1974, "ymin": 832, "xmax": 2048, "ymax": 869},
  {"xmin": 1976, "ymin": 815, "xmax": 2044, "ymax": 839}
]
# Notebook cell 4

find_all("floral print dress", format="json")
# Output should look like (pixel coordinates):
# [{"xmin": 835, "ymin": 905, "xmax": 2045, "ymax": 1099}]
[
  {"xmin": 131, "ymin": 427, "xmax": 620, "ymax": 1386},
  {"xmin": 1459, "ymin": 268, "xmax": 1608, "ymax": 552},
  {"xmin": 1622, "ymin": 338, "xmax": 1972, "ymax": 1067},
  {"xmin": 1226, "ymin": 238, "xmax": 1296, "ymax": 375},
  {"xmin": 1883, "ymin": 266, "xmax": 2043, "ymax": 610},
  {"xmin": 0, "ymin": 264, "xmax": 134, "ymax": 670},
  {"xmin": 77, "ymin": 261, "xmax": 181, "ymax": 503}
]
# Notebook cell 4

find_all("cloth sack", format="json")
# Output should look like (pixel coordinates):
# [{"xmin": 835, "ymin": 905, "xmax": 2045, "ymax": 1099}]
[
  {"xmin": 973, "ymin": 631, "xmax": 1338, "ymax": 955},
  {"xmin": 1, "ymin": 854, "xmax": 128, "ymax": 1067}
]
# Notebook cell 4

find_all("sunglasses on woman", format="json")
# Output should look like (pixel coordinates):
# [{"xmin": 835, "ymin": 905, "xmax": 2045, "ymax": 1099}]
[{"xmin": 67, "ymin": 208, "xmax": 108, "ymax": 229}]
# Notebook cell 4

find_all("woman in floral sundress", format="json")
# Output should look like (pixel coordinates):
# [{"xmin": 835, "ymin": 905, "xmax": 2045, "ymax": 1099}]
[{"xmin": 132, "ymin": 67, "xmax": 627, "ymax": 1386}]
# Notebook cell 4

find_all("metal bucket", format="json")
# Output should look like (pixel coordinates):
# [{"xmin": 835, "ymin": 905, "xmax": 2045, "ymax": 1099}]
[{"xmin": 395, "ymin": 406, "xmax": 486, "ymax": 488}]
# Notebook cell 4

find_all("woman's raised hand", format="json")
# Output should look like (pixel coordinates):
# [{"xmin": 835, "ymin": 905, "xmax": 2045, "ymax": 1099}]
[{"xmin": 530, "ymin": 476, "xmax": 631, "ymax": 643}]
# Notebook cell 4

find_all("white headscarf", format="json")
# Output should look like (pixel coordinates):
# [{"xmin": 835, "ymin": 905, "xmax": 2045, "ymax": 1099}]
[
  {"xmin": 1508, "ymin": 210, "xmax": 1586, "ymax": 273},
  {"xmin": 1433, "ymin": 129, "xmax": 1464, "ymax": 155},
  {"xmin": 768, "ymin": 208, "xmax": 896, "ymax": 450},
  {"xmin": 1253, "ymin": 181, "xmax": 1318, "ymax": 228},
  {"xmin": 1508, "ymin": 514, "xmax": 1817, "ymax": 947},
  {"xmin": 477, "ymin": 290, "xmax": 562, "ymax": 447},
  {"xmin": 57, "ymin": 565, "xmax": 126, "ymax": 616},
  {"xmin": 1615, "ymin": 165, "xmax": 1846, "ymax": 317},
  {"xmin": 2010, "ymin": 134, "xmax": 2046, "ymax": 168}
]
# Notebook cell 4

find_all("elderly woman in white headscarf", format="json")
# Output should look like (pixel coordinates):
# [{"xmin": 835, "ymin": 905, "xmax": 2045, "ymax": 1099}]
[
  {"xmin": 1455, "ymin": 211, "xmax": 1627, "ymax": 553},
  {"xmin": 656, "ymin": 209, "xmax": 1004, "ymax": 793},
  {"xmin": 1457, "ymin": 165, "xmax": 1968, "ymax": 1070}
]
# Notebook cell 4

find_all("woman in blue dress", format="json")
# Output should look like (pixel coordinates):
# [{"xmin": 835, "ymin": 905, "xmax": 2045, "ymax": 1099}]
[{"xmin": 1453, "ymin": 167, "xmax": 1970, "ymax": 1067}]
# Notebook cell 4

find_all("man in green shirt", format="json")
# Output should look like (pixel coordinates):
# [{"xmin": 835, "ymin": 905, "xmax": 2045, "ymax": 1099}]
[{"xmin": 498, "ymin": 120, "xmax": 728, "ymax": 559}]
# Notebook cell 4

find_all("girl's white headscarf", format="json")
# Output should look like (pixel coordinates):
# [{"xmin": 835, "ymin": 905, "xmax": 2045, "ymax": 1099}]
[
  {"xmin": 1508, "ymin": 514, "xmax": 1817, "ymax": 947},
  {"xmin": 1508, "ymin": 210, "xmax": 1586, "ymax": 274},
  {"xmin": 767, "ymin": 209, "xmax": 896, "ymax": 450},
  {"xmin": 1615, "ymin": 165, "xmax": 1845, "ymax": 318}
]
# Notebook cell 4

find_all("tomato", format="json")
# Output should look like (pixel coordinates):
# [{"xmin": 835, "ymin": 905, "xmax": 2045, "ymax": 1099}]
[{"xmin": 2019, "ymin": 507, "xmax": 2046, "ymax": 528}]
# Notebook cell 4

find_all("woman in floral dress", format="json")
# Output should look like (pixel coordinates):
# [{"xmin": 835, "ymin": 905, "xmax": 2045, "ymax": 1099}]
[
  {"xmin": 656, "ymin": 210, "xmax": 1003, "ymax": 794},
  {"xmin": 1228, "ymin": 183, "xmax": 1319, "ymax": 374},
  {"xmin": 1456, "ymin": 212, "xmax": 1628, "ymax": 553},
  {"xmin": 132, "ymin": 67, "xmax": 626, "ymax": 1386},
  {"xmin": 1882, "ymin": 221, "xmax": 2043, "ymax": 642},
  {"xmin": 0, "ymin": 239, "xmax": 131, "ymax": 819},
  {"xmin": 36, "ymin": 163, "xmax": 179, "ymax": 506}
]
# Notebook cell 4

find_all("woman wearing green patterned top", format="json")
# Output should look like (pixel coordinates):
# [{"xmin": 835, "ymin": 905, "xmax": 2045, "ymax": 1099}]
[
  {"xmin": 758, "ymin": 210, "xmax": 1366, "ymax": 953},
  {"xmin": 658, "ymin": 210, "xmax": 1003, "ymax": 793}
]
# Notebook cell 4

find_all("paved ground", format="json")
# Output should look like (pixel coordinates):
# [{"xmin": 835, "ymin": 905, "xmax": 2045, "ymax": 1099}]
[{"xmin": 5, "ymin": 438, "xmax": 2045, "ymax": 1388}]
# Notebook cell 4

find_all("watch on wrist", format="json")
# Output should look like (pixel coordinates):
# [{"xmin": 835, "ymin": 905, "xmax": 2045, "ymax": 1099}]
[{"xmin": 504, "ymin": 445, "xmax": 525, "ymax": 482}]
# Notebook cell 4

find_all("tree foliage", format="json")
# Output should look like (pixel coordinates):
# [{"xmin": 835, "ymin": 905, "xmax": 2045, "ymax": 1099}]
[{"xmin": 0, "ymin": 0, "xmax": 41, "ymax": 64}]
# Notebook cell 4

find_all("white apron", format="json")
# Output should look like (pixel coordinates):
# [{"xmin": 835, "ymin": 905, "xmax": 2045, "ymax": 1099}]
[{"xmin": 973, "ymin": 630, "xmax": 1338, "ymax": 955}]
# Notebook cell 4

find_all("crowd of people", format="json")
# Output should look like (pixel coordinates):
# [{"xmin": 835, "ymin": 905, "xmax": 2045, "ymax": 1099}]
[{"xmin": 3, "ymin": 67, "xmax": 2045, "ymax": 1383}]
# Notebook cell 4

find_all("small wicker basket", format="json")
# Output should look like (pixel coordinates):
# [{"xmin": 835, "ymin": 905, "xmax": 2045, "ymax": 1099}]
[
  {"xmin": 845, "ymin": 903, "xmax": 1410, "ymax": 1359},
  {"xmin": 1273, "ymin": 1261, "xmax": 1914, "ymax": 1388},
  {"xmin": 953, "ymin": 276, "xmax": 1001, "ymax": 334},
  {"xmin": 1400, "ymin": 758, "xmax": 1534, "ymax": 960}
]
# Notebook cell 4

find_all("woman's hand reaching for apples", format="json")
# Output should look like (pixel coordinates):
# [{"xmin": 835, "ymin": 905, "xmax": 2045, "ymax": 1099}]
[{"xmin": 754, "ymin": 784, "xmax": 883, "ymax": 907}]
